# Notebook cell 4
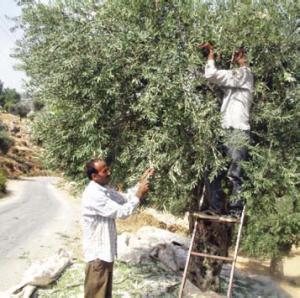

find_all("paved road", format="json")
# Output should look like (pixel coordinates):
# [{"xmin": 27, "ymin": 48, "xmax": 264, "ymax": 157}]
[{"xmin": 0, "ymin": 177, "xmax": 80, "ymax": 291}]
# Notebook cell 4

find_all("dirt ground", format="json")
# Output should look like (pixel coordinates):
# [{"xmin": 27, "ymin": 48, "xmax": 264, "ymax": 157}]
[
  {"xmin": 116, "ymin": 211, "xmax": 300, "ymax": 297},
  {"xmin": 236, "ymin": 248, "xmax": 300, "ymax": 297}
]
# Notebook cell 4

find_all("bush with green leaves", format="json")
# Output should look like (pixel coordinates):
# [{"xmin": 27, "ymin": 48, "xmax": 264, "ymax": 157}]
[
  {"xmin": 0, "ymin": 120, "xmax": 8, "ymax": 132},
  {"xmin": 0, "ymin": 121, "xmax": 14, "ymax": 154},
  {"xmin": 0, "ymin": 170, "xmax": 7, "ymax": 193},
  {"xmin": 15, "ymin": 0, "xmax": 299, "ymax": 263}
]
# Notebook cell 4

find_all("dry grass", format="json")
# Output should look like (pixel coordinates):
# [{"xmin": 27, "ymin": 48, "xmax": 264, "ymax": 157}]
[
  {"xmin": 116, "ymin": 209, "xmax": 189, "ymax": 236},
  {"xmin": 0, "ymin": 112, "xmax": 45, "ymax": 178},
  {"xmin": 116, "ymin": 211, "xmax": 168, "ymax": 234}
]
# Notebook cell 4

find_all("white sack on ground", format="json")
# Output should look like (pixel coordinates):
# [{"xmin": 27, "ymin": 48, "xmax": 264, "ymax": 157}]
[
  {"xmin": 19, "ymin": 249, "xmax": 72, "ymax": 286},
  {"xmin": 0, "ymin": 249, "xmax": 72, "ymax": 298}
]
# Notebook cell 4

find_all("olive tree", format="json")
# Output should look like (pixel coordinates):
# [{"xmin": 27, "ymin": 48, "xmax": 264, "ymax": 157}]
[{"xmin": 15, "ymin": 0, "xmax": 299, "ymax": 293}]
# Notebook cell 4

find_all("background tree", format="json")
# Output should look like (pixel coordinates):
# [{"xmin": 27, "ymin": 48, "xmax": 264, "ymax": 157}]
[
  {"xmin": 0, "ymin": 84, "xmax": 21, "ymax": 111},
  {"xmin": 0, "ymin": 80, "xmax": 30, "ymax": 118},
  {"xmin": 0, "ymin": 80, "xmax": 3, "ymax": 96},
  {"xmin": 9, "ymin": 101, "xmax": 31, "ymax": 119},
  {"xmin": 15, "ymin": 0, "xmax": 299, "ymax": 293}
]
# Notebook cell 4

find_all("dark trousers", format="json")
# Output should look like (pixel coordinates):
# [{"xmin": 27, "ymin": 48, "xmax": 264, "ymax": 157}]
[
  {"xmin": 205, "ymin": 129, "xmax": 250, "ymax": 212},
  {"xmin": 84, "ymin": 259, "xmax": 114, "ymax": 298}
]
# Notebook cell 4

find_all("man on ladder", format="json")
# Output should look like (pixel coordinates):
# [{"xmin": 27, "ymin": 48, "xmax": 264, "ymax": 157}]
[
  {"xmin": 200, "ymin": 42, "xmax": 254, "ymax": 217},
  {"xmin": 179, "ymin": 43, "xmax": 254, "ymax": 298}
]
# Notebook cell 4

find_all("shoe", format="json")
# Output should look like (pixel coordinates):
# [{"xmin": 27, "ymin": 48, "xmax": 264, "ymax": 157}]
[
  {"xmin": 228, "ymin": 208, "xmax": 243, "ymax": 218},
  {"xmin": 229, "ymin": 199, "xmax": 244, "ymax": 210}
]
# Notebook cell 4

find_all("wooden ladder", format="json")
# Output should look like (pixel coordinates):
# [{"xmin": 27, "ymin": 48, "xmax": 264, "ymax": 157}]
[{"xmin": 179, "ymin": 206, "xmax": 246, "ymax": 298}]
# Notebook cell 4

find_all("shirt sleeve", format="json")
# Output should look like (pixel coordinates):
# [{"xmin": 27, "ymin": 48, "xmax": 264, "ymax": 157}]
[
  {"xmin": 84, "ymin": 187, "xmax": 139, "ymax": 219},
  {"xmin": 204, "ymin": 60, "xmax": 251, "ymax": 89},
  {"xmin": 119, "ymin": 184, "xmax": 139, "ymax": 202}
]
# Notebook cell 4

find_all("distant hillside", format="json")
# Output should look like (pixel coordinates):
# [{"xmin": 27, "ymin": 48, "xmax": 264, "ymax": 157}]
[{"xmin": 0, "ymin": 112, "xmax": 44, "ymax": 178}]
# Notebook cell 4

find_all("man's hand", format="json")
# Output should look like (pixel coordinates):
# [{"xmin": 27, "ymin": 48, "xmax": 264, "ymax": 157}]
[
  {"xmin": 140, "ymin": 168, "xmax": 155, "ymax": 182},
  {"xmin": 199, "ymin": 42, "xmax": 214, "ymax": 51},
  {"xmin": 199, "ymin": 42, "xmax": 214, "ymax": 60},
  {"xmin": 136, "ymin": 179, "xmax": 150, "ymax": 199},
  {"xmin": 136, "ymin": 168, "xmax": 155, "ymax": 199}
]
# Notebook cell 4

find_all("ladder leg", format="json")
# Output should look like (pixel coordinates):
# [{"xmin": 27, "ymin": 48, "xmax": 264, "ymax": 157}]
[
  {"xmin": 227, "ymin": 206, "xmax": 246, "ymax": 298},
  {"xmin": 178, "ymin": 220, "xmax": 198, "ymax": 298}
]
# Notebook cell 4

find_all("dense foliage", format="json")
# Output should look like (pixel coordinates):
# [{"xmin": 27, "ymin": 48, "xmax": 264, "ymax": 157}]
[
  {"xmin": 0, "ymin": 119, "xmax": 12, "ymax": 193},
  {"xmin": 15, "ymin": 0, "xmax": 299, "ymax": 260},
  {"xmin": 33, "ymin": 98, "xmax": 44, "ymax": 111}
]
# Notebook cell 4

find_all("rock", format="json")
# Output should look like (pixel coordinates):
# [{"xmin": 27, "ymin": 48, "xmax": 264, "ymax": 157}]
[
  {"xmin": 150, "ymin": 244, "xmax": 179, "ymax": 271},
  {"xmin": 150, "ymin": 242, "xmax": 187, "ymax": 271},
  {"xmin": 135, "ymin": 226, "xmax": 190, "ymax": 248},
  {"xmin": 183, "ymin": 280, "xmax": 224, "ymax": 298},
  {"xmin": 118, "ymin": 226, "xmax": 190, "ymax": 271},
  {"xmin": 118, "ymin": 232, "xmax": 149, "ymax": 263},
  {"xmin": 10, "ymin": 126, "xmax": 20, "ymax": 134}
]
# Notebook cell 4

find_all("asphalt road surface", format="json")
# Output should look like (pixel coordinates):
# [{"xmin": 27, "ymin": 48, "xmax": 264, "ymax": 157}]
[{"xmin": 0, "ymin": 177, "xmax": 80, "ymax": 291}]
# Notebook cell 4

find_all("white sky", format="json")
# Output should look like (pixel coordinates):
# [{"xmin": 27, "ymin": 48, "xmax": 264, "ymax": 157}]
[{"xmin": 0, "ymin": 1, "xmax": 26, "ymax": 93}]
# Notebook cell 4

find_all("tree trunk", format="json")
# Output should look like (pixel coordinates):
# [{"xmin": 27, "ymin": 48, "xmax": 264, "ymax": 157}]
[
  {"xmin": 188, "ymin": 181, "xmax": 233, "ymax": 292},
  {"xmin": 269, "ymin": 256, "xmax": 284, "ymax": 277}
]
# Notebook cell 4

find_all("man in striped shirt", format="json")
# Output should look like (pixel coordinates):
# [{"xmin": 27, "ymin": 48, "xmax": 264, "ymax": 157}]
[{"xmin": 82, "ymin": 159, "xmax": 154, "ymax": 298}]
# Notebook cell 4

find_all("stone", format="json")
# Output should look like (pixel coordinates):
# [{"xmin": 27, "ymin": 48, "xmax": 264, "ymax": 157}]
[
  {"xmin": 183, "ymin": 280, "xmax": 224, "ymax": 298},
  {"xmin": 117, "ymin": 226, "xmax": 190, "ymax": 271}
]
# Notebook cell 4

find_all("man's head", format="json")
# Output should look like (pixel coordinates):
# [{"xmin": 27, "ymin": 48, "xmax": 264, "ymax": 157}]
[
  {"xmin": 233, "ymin": 47, "xmax": 247, "ymax": 66},
  {"xmin": 85, "ymin": 159, "xmax": 111, "ymax": 185}
]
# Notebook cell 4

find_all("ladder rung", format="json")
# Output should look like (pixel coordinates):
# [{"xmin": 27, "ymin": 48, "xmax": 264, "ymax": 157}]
[
  {"xmin": 192, "ymin": 212, "xmax": 240, "ymax": 223},
  {"xmin": 191, "ymin": 251, "xmax": 234, "ymax": 262}
]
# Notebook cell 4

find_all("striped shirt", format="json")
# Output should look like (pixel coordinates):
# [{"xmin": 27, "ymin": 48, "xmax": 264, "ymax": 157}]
[
  {"xmin": 204, "ymin": 60, "xmax": 254, "ymax": 131},
  {"xmin": 81, "ymin": 180, "xmax": 139, "ymax": 262}
]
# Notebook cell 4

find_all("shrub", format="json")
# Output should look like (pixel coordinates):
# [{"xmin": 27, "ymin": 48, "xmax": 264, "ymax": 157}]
[
  {"xmin": 0, "ymin": 170, "xmax": 6, "ymax": 193},
  {"xmin": 0, "ymin": 130, "xmax": 14, "ymax": 154},
  {"xmin": 0, "ymin": 120, "xmax": 8, "ymax": 132},
  {"xmin": 33, "ymin": 99, "xmax": 44, "ymax": 111},
  {"xmin": 9, "ymin": 101, "xmax": 31, "ymax": 119},
  {"xmin": 27, "ymin": 110, "xmax": 35, "ymax": 121}
]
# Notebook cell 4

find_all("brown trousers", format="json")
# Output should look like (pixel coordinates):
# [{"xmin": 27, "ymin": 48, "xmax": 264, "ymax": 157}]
[{"xmin": 84, "ymin": 259, "xmax": 114, "ymax": 298}]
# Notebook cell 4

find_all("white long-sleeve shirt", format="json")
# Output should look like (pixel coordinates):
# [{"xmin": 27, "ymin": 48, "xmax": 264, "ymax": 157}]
[
  {"xmin": 204, "ymin": 60, "xmax": 254, "ymax": 130},
  {"xmin": 81, "ymin": 181, "xmax": 139, "ymax": 262}
]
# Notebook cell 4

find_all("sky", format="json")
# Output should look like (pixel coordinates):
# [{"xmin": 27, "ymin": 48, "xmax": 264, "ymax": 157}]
[{"xmin": 0, "ymin": 1, "xmax": 26, "ymax": 93}]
